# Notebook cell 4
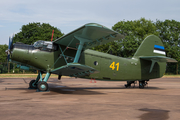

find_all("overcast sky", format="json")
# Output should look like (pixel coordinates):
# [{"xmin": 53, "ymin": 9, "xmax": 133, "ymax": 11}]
[{"xmin": 0, "ymin": 0, "xmax": 180, "ymax": 45}]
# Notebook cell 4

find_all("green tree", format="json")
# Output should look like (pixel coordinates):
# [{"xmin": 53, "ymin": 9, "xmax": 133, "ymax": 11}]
[
  {"xmin": 92, "ymin": 41, "xmax": 123, "ymax": 56},
  {"xmin": 155, "ymin": 20, "xmax": 180, "ymax": 74},
  {"xmin": 112, "ymin": 18, "xmax": 159, "ymax": 57},
  {"xmin": 93, "ymin": 18, "xmax": 179, "ymax": 74},
  {"xmin": 94, "ymin": 18, "xmax": 158, "ymax": 57},
  {"xmin": 0, "ymin": 45, "xmax": 8, "ymax": 63},
  {"xmin": 13, "ymin": 22, "xmax": 64, "ymax": 44}
]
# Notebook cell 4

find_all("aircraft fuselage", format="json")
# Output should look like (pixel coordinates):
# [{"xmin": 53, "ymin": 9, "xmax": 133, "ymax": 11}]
[{"xmin": 11, "ymin": 43, "xmax": 166, "ymax": 81}]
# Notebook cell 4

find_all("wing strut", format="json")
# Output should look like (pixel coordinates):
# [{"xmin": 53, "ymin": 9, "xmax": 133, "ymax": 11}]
[
  {"xmin": 149, "ymin": 60, "xmax": 156, "ymax": 73},
  {"xmin": 50, "ymin": 38, "xmax": 74, "ymax": 69},
  {"xmin": 73, "ymin": 41, "xmax": 84, "ymax": 63},
  {"xmin": 73, "ymin": 36, "xmax": 91, "ymax": 63}
]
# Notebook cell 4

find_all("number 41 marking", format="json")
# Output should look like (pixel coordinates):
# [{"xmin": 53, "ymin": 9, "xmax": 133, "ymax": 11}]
[{"xmin": 109, "ymin": 62, "xmax": 119, "ymax": 71}]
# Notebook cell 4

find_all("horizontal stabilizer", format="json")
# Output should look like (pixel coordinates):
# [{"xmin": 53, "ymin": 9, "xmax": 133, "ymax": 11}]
[
  {"xmin": 140, "ymin": 56, "xmax": 177, "ymax": 73},
  {"xmin": 140, "ymin": 56, "xmax": 177, "ymax": 63},
  {"xmin": 51, "ymin": 63, "xmax": 99, "ymax": 77}
]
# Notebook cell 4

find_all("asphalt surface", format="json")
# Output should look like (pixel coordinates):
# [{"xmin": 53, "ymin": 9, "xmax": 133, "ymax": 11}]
[{"xmin": 0, "ymin": 77, "xmax": 180, "ymax": 120}]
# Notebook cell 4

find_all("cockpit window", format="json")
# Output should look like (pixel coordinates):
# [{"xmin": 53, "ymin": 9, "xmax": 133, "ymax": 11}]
[
  {"xmin": 33, "ymin": 40, "xmax": 45, "ymax": 48},
  {"xmin": 33, "ymin": 40, "xmax": 57, "ymax": 52}
]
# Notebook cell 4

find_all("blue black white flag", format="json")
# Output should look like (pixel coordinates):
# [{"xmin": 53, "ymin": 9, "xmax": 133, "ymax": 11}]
[{"xmin": 153, "ymin": 45, "xmax": 165, "ymax": 55}]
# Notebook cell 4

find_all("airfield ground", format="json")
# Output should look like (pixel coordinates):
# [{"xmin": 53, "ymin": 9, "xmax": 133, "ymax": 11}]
[{"xmin": 0, "ymin": 77, "xmax": 180, "ymax": 120}]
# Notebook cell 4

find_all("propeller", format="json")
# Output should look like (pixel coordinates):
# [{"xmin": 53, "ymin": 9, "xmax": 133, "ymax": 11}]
[{"xmin": 6, "ymin": 35, "xmax": 14, "ymax": 62}]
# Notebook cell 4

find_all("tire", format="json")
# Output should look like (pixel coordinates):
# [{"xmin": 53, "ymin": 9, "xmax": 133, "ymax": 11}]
[
  {"xmin": 139, "ymin": 81, "xmax": 144, "ymax": 89},
  {"xmin": 37, "ymin": 81, "xmax": 48, "ymax": 91},
  {"xmin": 29, "ymin": 80, "xmax": 37, "ymax": 89}
]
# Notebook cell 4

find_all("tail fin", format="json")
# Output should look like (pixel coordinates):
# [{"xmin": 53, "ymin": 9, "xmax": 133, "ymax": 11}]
[
  {"xmin": 133, "ymin": 35, "xmax": 176, "ymax": 76},
  {"xmin": 133, "ymin": 35, "xmax": 166, "ymax": 57}
]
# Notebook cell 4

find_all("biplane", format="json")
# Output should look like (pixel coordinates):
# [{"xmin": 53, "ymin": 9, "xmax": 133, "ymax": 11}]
[{"xmin": 7, "ymin": 23, "xmax": 177, "ymax": 91}]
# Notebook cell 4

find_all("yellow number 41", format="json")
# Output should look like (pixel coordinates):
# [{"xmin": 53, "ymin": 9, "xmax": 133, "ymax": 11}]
[{"xmin": 109, "ymin": 62, "xmax": 119, "ymax": 71}]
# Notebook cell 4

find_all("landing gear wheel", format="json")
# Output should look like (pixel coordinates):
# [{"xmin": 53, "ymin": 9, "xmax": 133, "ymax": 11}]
[
  {"xmin": 29, "ymin": 80, "xmax": 37, "ymax": 89},
  {"xmin": 37, "ymin": 81, "xmax": 48, "ymax": 91},
  {"xmin": 139, "ymin": 81, "xmax": 145, "ymax": 89},
  {"xmin": 125, "ymin": 81, "xmax": 135, "ymax": 88}
]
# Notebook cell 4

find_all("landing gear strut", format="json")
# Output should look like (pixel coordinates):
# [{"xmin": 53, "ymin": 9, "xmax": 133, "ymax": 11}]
[{"xmin": 28, "ymin": 71, "xmax": 51, "ymax": 92}]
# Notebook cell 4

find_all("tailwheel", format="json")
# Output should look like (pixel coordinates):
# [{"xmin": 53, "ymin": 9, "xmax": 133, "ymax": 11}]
[
  {"xmin": 29, "ymin": 80, "xmax": 37, "ymax": 89},
  {"xmin": 37, "ymin": 81, "xmax": 49, "ymax": 91}
]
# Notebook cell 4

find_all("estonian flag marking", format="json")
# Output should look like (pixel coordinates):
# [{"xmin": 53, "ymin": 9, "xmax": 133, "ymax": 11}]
[{"xmin": 153, "ymin": 45, "xmax": 165, "ymax": 55}]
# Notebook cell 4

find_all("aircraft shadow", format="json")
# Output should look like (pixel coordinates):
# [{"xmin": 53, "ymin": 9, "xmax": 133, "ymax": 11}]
[
  {"xmin": 43, "ymin": 84, "xmax": 164, "ymax": 95},
  {"xmin": 45, "ymin": 88, "xmax": 104, "ymax": 95},
  {"xmin": 3, "ymin": 84, "xmax": 164, "ymax": 95}
]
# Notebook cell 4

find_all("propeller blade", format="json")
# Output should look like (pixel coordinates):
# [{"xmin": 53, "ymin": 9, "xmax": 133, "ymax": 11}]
[
  {"xmin": 8, "ymin": 36, "xmax": 11, "ymax": 50},
  {"xmin": 7, "ymin": 35, "xmax": 14, "ymax": 62},
  {"xmin": 11, "ymin": 34, "xmax": 14, "ymax": 49}
]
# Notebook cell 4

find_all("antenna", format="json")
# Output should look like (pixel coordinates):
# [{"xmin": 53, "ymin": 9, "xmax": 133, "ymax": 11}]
[{"xmin": 51, "ymin": 29, "xmax": 54, "ymax": 41}]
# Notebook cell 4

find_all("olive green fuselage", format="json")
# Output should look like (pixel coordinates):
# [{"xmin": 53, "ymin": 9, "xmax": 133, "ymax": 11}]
[
  {"xmin": 80, "ymin": 49, "xmax": 166, "ymax": 81},
  {"xmin": 11, "ymin": 46, "xmax": 166, "ymax": 81}
]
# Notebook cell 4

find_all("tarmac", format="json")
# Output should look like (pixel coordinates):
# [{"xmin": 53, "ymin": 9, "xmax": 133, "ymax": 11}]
[{"xmin": 0, "ymin": 77, "xmax": 180, "ymax": 120}]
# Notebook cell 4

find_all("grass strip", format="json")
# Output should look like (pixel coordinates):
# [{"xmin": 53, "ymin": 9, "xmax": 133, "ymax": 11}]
[
  {"xmin": 0, "ymin": 74, "xmax": 70, "ymax": 78},
  {"xmin": 0, "ymin": 74, "xmax": 180, "ymax": 78}
]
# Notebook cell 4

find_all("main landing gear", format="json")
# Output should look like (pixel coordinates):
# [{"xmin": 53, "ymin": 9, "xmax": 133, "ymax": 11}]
[
  {"xmin": 29, "ymin": 71, "xmax": 51, "ymax": 92},
  {"xmin": 124, "ymin": 80, "xmax": 149, "ymax": 89},
  {"xmin": 125, "ymin": 81, "xmax": 136, "ymax": 88},
  {"xmin": 29, "ymin": 80, "xmax": 37, "ymax": 89},
  {"xmin": 139, "ymin": 80, "xmax": 149, "ymax": 89}
]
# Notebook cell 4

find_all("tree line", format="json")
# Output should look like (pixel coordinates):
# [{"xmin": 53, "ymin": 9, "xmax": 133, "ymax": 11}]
[
  {"xmin": 0, "ymin": 19, "xmax": 179, "ymax": 74},
  {"xmin": 93, "ymin": 18, "xmax": 180, "ymax": 74}
]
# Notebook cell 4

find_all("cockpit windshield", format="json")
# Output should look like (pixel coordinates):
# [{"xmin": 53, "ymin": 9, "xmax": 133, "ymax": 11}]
[
  {"xmin": 33, "ymin": 40, "xmax": 57, "ymax": 51},
  {"xmin": 33, "ymin": 40, "xmax": 44, "ymax": 48}
]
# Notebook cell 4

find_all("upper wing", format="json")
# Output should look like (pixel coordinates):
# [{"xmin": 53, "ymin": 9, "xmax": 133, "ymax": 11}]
[
  {"xmin": 139, "ymin": 56, "xmax": 177, "ymax": 62},
  {"xmin": 53, "ymin": 23, "xmax": 124, "ymax": 49}
]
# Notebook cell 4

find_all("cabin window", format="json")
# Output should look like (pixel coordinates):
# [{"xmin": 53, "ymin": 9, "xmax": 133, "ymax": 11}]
[{"xmin": 94, "ymin": 61, "xmax": 98, "ymax": 66}]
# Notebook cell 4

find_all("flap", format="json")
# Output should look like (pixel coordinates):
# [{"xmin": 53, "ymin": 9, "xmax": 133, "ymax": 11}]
[
  {"xmin": 139, "ymin": 56, "xmax": 177, "ymax": 63},
  {"xmin": 53, "ymin": 23, "xmax": 124, "ymax": 49},
  {"xmin": 51, "ymin": 63, "xmax": 99, "ymax": 77}
]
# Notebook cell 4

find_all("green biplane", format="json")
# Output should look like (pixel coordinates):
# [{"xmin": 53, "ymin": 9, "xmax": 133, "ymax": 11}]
[{"xmin": 7, "ymin": 23, "xmax": 177, "ymax": 91}]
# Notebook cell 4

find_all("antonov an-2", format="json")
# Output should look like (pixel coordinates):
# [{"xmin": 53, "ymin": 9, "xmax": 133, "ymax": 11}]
[{"xmin": 7, "ymin": 23, "xmax": 177, "ymax": 91}]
